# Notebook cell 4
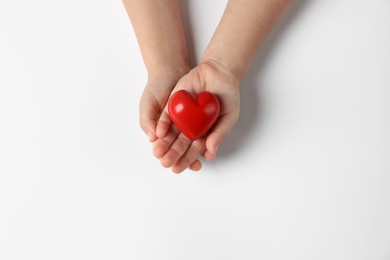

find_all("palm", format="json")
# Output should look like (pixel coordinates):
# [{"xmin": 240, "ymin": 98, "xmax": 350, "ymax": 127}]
[
  {"xmin": 174, "ymin": 62, "xmax": 239, "ymax": 129},
  {"xmin": 153, "ymin": 61, "xmax": 240, "ymax": 173}
]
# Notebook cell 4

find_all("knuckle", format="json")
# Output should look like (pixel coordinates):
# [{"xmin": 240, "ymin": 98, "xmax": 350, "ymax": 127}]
[
  {"xmin": 176, "ymin": 135, "xmax": 191, "ymax": 148},
  {"xmin": 192, "ymin": 139, "xmax": 206, "ymax": 154}
]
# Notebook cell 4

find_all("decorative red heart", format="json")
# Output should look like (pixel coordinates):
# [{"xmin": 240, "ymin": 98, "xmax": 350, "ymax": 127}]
[{"xmin": 168, "ymin": 90, "xmax": 220, "ymax": 141}]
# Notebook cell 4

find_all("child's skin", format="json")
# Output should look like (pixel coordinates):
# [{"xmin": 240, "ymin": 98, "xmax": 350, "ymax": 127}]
[{"xmin": 123, "ymin": 0, "xmax": 291, "ymax": 173}]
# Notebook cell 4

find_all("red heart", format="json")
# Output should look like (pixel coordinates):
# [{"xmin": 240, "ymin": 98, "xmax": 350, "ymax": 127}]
[{"xmin": 168, "ymin": 90, "xmax": 220, "ymax": 141}]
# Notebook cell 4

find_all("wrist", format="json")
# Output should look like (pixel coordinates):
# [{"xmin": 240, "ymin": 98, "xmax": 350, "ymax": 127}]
[
  {"xmin": 147, "ymin": 64, "xmax": 190, "ymax": 83},
  {"xmin": 201, "ymin": 44, "xmax": 244, "ymax": 81},
  {"xmin": 200, "ymin": 57, "xmax": 241, "ymax": 85}
]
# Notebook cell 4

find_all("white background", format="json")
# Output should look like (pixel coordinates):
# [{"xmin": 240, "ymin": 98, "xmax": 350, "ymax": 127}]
[{"xmin": 1, "ymin": 0, "xmax": 389, "ymax": 259}]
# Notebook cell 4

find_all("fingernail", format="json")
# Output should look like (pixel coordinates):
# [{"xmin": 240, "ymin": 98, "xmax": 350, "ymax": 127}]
[{"xmin": 146, "ymin": 130, "xmax": 154, "ymax": 142}]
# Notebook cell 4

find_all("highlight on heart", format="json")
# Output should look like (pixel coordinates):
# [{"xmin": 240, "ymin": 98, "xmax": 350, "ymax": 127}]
[{"xmin": 168, "ymin": 90, "xmax": 220, "ymax": 141}]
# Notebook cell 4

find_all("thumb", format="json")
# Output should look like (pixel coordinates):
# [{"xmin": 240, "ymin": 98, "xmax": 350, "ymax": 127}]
[
  {"xmin": 205, "ymin": 114, "xmax": 238, "ymax": 155},
  {"xmin": 139, "ymin": 94, "xmax": 161, "ymax": 142}
]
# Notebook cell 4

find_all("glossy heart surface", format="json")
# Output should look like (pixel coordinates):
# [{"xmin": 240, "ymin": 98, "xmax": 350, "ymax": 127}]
[{"xmin": 168, "ymin": 90, "xmax": 220, "ymax": 140}]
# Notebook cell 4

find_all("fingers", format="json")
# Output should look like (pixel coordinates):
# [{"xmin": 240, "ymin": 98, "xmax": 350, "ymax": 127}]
[
  {"xmin": 143, "ymin": 107, "xmax": 237, "ymax": 173},
  {"xmin": 203, "ymin": 150, "xmax": 216, "ymax": 161},
  {"xmin": 152, "ymin": 125, "xmax": 180, "ymax": 158},
  {"xmin": 153, "ymin": 129, "xmax": 206, "ymax": 174},
  {"xmin": 205, "ymin": 114, "xmax": 238, "ymax": 156},
  {"xmin": 156, "ymin": 111, "xmax": 172, "ymax": 139},
  {"xmin": 139, "ymin": 114, "xmax": 158, "ymax": 142},
  {"xmin": 189, "ymin": 160, "xmax": 202, "ymax": 172},
  {"xmin": 171, "ymin": 160, "xmax": 203, "ymax": 174},
  {"xmin": 139, "ymin": 91, "xmax": 161, "ymax": 142},
  {"xmin": 160, "ymin": 133, "xmax": 192, "ymax": 168},
  {"xmin": 171, "ymin": 139, "xmax": 206, "ymax": 173},
  {"xmin": 153, "ymin": 113, "xmax": 238, "ymax": 173}
]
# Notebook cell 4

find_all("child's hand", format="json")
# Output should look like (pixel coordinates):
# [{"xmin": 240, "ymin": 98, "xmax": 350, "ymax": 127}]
[
  {"xmin": 139, "ymin": 68, "xmax": 188, "ymax": 143},
  {"xmin": 141, "ymin": 68, "xmax": 205, "ymax": 172},
  {"xmin": 153, "ymin": 60, "xmax": 240, "ymax": 173}
]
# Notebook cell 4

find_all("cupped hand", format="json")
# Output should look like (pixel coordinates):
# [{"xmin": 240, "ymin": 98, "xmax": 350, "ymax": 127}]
[
  {"xmin": 139, "ymin": 67, "xmax": 205, "ymax": 171},
  {"xmin": 139, "ymin": 67, "xmax": 188, "ymax": 141},
  {"xmin": 153, "ymin": 60, "xmax": 240, "ymax": 173}
]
